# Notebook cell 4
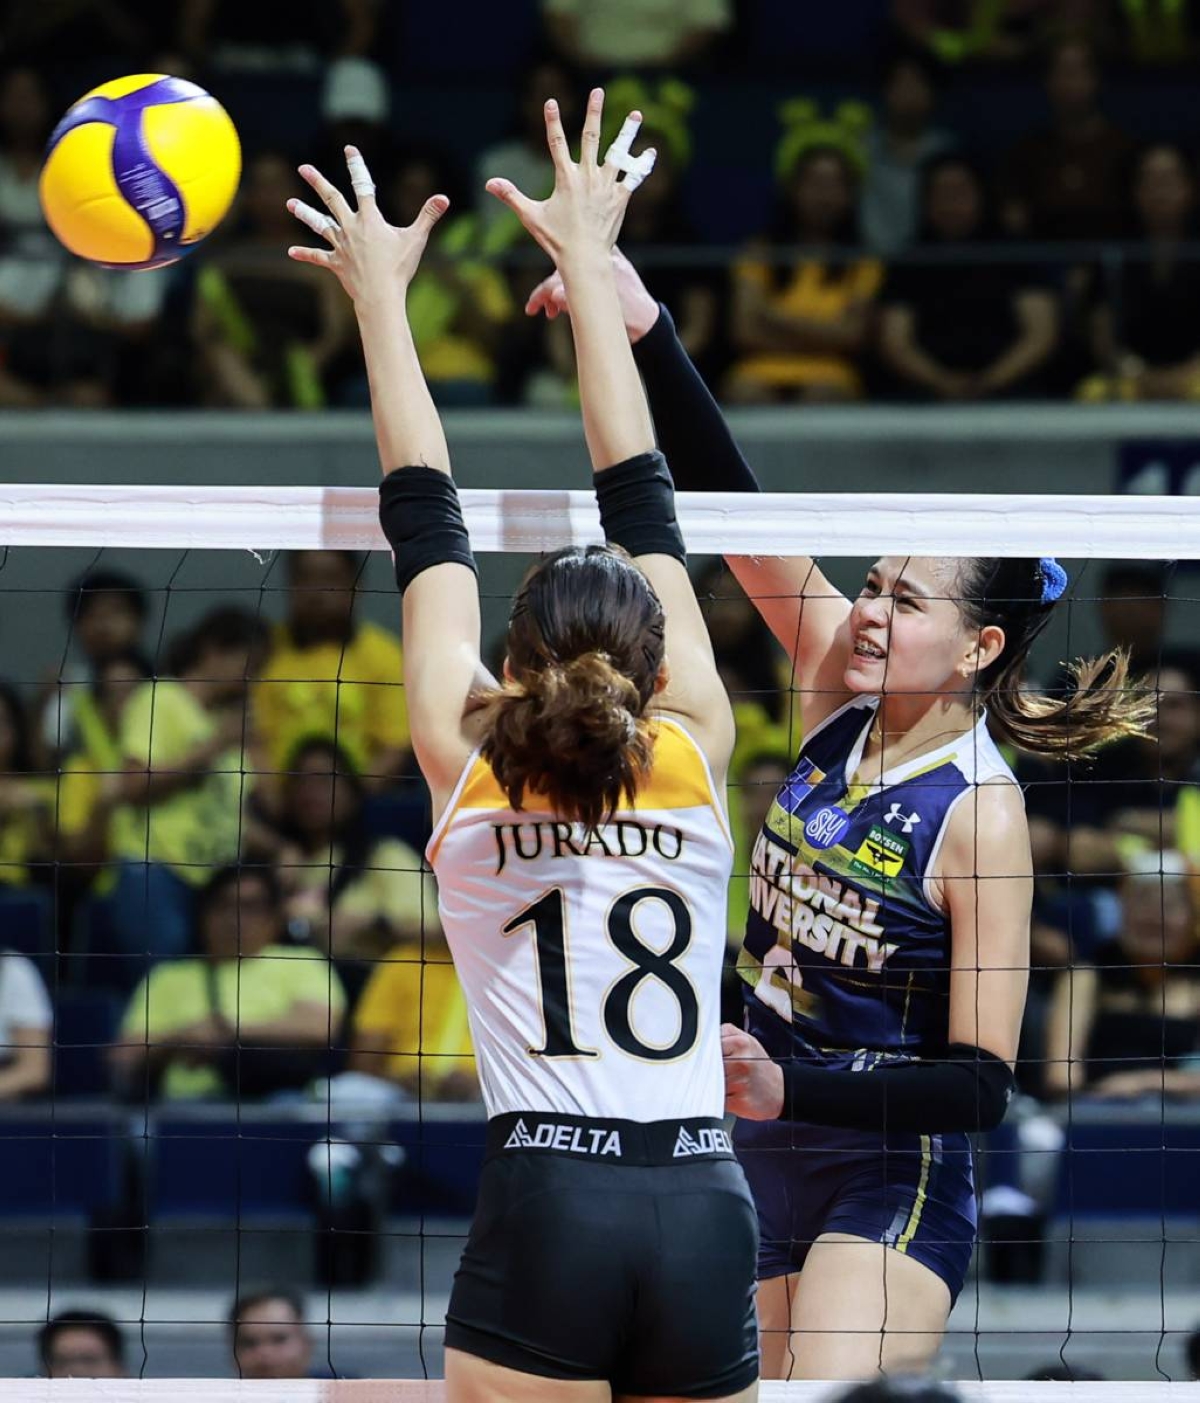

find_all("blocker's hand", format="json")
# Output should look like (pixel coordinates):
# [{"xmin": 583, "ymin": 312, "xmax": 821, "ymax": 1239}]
[
  {"xmin": 525, "ymin": 245, "xmax": 660, "ymax": 342},
  {"xmin": 486, "ymin": 87, "xmax": 655, "ymax": 266},
  {"xmin": 287, "ymin": 145, "xmax": 449, "ymax": 305},
  {"xmin": 721, "ymin": 1023, "xmax": 785, "ymax": 1121}
]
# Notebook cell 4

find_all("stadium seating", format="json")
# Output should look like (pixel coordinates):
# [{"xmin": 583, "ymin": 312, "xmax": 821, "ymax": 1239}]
[
  {"xmin": 0, "ymin": 887, "xmax": 55, "ymax": 978},
  {"xmin": 53, "ymin": 988, "xmax": 123, "ymax": 1098}
]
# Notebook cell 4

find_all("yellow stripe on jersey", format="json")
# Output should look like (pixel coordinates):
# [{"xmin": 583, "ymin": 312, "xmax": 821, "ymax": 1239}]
[
  {"xmin": 896, "ymin": 1135, "xmax": 933, "ymax": 1254},
  {"xmin": 903, "ymin": 756, "xmax": 951, "ymax": 784},
  {"xmin": 454, "ymin": 718, "xmax": 719, "ymax": 815}
]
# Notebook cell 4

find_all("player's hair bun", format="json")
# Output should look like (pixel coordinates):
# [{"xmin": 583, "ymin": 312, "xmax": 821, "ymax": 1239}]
[
  {"xmin": 483, "ymin": 651, "xmax": 653, "ymax": 832},
  {"xmin": 478, "ymin": 545, "xmax": 665, "ymax": 830}
]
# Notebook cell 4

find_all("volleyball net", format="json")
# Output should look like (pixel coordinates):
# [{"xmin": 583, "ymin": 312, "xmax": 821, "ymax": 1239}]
[
  {"xmin": 0, "ymin": 483, "xmax": 1196, "ymax": 1392},
  {"xmin": 5, "ymin": 1381, "xmax": 1200, "ymax": 1402}
]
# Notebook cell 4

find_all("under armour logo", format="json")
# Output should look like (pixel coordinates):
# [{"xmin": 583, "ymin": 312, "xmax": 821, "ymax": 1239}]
[{"xmin": 884, "ymin": 803, "xmax": 921, "ymax": 834}]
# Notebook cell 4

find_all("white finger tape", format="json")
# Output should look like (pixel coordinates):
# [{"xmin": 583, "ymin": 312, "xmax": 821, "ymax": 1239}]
[
  {"xmin": 346, "ymin": 151, "xmax": 376, "ymax": 198},
  {"xmin": 618, "ymin": 148, "xmax": 657, "ymax": 192},
  {"xmin": 603, "ymin": 113, "xmax": 643, "ymax": 167},
  {"xmin": 291, "ymin": 200, "xmax": 339, "ymax": 238}
]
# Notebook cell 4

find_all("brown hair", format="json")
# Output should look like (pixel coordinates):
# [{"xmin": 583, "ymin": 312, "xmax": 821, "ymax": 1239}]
[
  {"xmin": 957, "ymin": 558, "xmax": 1156, "ymax": 759},
  {"xmin": 478, "ymin": 546, "xmax": 665, "ymax": 830}
]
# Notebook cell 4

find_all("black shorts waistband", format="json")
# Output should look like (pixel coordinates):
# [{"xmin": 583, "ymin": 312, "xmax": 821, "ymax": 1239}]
[{"xmin": 487, "ymin": 1113, "xmax": 735, "ymax": 1166}]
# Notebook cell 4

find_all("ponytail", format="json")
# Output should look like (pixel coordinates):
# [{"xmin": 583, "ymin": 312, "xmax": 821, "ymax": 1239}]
[
  {"xmin": 983, "ymin": 648, "xmax": 1156, "ymax": 760},
  {"xmin": 480, "ymin": 653, "xmax": 654, "ymax": 830},
  {"xmin": 481, "ymin": 545, "xmax": 666, "ymax": 830},
  {"xmin": 959, "ymin": 557, "xmax": 1156, "ymax": 760}
]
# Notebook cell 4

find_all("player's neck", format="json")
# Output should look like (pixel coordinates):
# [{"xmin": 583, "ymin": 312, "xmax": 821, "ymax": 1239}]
[{"xmin": 863, "ymin": 696, "xmax": 977, "ymax": 771}]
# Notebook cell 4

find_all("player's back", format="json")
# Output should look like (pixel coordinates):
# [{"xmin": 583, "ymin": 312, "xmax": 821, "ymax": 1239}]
[{"xmin": 428, "ymin": 717, "xmax": 733, "ymax": 1122}]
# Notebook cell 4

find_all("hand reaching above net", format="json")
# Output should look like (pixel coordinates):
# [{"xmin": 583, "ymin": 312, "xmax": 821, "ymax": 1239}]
[
  {"xmin": 286, "ymin": 145, "xmax": 449, "ymax": 306},
  {"xmin": 485, "ymin": 87, "xmax": 655, "ymax": 268}
]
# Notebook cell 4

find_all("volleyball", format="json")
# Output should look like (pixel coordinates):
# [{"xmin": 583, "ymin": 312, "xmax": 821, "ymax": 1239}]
[{"xmin": 38, "ymin": 74, "xmax": 241, "ymax": 270}]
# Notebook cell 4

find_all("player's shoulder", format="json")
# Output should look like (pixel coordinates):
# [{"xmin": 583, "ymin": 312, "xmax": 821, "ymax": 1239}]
[
  {"xmin": 641, "ymin": 715, "xmax": 728, "ymax": 817},
  {"xmin": 939, "ymin": 717, "xmax": 1019, "ymax": 789},
  {"xmin": 940, "ymin": 774, "xmax": 1030, "ymax": 879}
]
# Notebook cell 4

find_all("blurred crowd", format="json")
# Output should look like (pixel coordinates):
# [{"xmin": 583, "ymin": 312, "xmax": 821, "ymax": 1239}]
[
  {"xmin": 0, "ymin": 557, "xmax": 1191, "ymax": 1308},
  {"xmin": 0, "ymin": 0, "xmax": 1197, "ymax": 1309},
  {"xmin": 25, "ymin": 1297, "xmax": 1200, "ymax": 1383},
  {"xmin": 0, "ymin": 553, "xmax": 476, "ymax": 1113},
  {"xmin": 6, "ymin": 3, "xmax": 1200, "ymax": 405},
  {"xmin": 0, "ymin": 557, "xmax": 1193, "ymax": 1130}
]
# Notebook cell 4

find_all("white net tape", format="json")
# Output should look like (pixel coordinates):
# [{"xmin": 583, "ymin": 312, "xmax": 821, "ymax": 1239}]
[
  {"xmin": 4, "ymin": 1381, "xmax": 1197, "ymax": 1400},
  {"xmin": 0, "ymin": 484, "xmax": 1194, "ymax": 556}
]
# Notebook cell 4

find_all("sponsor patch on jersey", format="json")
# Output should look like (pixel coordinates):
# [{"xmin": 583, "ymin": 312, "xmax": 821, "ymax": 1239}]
[
  {"xmin": 803, "ymin": 805, "xmax": 852, "ymax": 850},
  {"xmin": 673, "ymin": 1125, "xmax": 733, "ymax": 1158},
  {"xmin": 849, "ymin": 823, "xmax": 909, "ymax": 881}
]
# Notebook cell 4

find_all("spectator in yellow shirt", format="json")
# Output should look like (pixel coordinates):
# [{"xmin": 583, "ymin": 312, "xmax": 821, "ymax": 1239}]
[
  {"xmin": 55, "ymin": 651, "xmax": 151, "ymax": 890},
  {"xmin": 109, "ymin": 608, "xmax": 265, "ymax": 979},
  {"xmin": 255, "ymin": 551, "xmax": 411, "ymax": 794},
  {"xmin": 257, "ymin": 737, "xmax": 438, "ymax": 961},
  {"xmin": 110, "ymin": 864, "xmax": 344, "ymax": 1101},
  {"xmin": 541, "ymin": 0, "xmax": 733, "ymax": 70},
  {"xmin": 728, "ymin": 110, "xmax": 881, "ymax": 403},
  {"xmin": 347, "ymin": 936, "xmax": 477, "ymax": 1103},
  {"xmin": 40, "ymin": 568, "xmax": 148, "ymax": 761},
  {"xmin": 0, "ymin": 681, "xmax": 54, "ymax": 889}
]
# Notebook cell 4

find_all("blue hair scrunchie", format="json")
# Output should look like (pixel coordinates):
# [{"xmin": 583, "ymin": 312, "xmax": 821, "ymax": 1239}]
[{"xmin": 1039, "ymin": 556, "xmax": 1068, "ymax": 604}]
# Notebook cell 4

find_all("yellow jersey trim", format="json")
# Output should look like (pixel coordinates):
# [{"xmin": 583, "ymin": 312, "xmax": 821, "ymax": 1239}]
[{"xmin": 427, "ymin": 716, "xmax": 729, "ymax": 862}]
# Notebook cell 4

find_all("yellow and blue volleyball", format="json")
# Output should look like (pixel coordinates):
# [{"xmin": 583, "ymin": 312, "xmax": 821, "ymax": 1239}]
[{"xmin": 39, "ymin": 74, "xmax": 241, "ymax": 270}]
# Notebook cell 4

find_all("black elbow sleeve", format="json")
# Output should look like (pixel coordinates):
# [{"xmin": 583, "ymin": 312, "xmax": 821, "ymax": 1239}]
[
  {"xmin": 378, "ymin": 466, "xmax": 477, "ymax": 594},
  {"xmin": 594, "ymin": 450, "xmax": 687, "ymax": 564},
  {"xmin": 948, "ymin": 1043, "xmax": 1017, "ymax": 1130}
]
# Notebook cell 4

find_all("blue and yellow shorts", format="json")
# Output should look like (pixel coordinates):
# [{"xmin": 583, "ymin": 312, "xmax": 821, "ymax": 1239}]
[{"xmin": 734, "ymin": 1116, "xmax": 977, "ymax": 1303}]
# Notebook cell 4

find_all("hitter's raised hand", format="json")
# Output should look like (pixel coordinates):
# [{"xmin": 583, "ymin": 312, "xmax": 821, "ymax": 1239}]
[{"xmin": 526, "ymin": 246, "xmax": 661, "ymax": 342}]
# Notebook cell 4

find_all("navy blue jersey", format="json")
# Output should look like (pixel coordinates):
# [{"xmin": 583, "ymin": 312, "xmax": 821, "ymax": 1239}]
[{"xmin": 739, "ymin": 697, "xmax": 1018, "ymax": 1068}]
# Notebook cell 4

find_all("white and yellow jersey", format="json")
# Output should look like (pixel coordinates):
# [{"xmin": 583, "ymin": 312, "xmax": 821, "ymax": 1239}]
[{"xmin": 428, "ymin": 718, "xmax": 733, "ymax": 1121}]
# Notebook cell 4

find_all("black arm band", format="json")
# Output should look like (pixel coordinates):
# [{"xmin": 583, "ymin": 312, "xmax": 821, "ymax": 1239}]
[
  {"xmin": 779, "ymin": 1043, "xmax": 1016, "ymax": 1134},
  {"xmin": 378, "ymin": 466, "xmax": 478, "ymax": 594},
  {"xmin": 594, "ymin": 450, "xmax": 687, "ymax": 565},
  {"xmin": 632, "ymin": 304, "xmax": 761, "ymax": 495}
]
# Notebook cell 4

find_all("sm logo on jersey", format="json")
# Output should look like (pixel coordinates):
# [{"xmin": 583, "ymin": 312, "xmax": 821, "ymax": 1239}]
[
  {"xmin": 849, "ymin": 824, "xmax": 909, "ymax": 881},
  {"xmin": 804, "ymin": 805, "xmax": 851, "ymax": 850}
]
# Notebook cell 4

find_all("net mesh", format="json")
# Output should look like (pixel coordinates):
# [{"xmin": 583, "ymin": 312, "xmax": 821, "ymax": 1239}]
[{"xmin": 0, "ymin": 485, "xmax": 1196, "ymax": 1392}]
